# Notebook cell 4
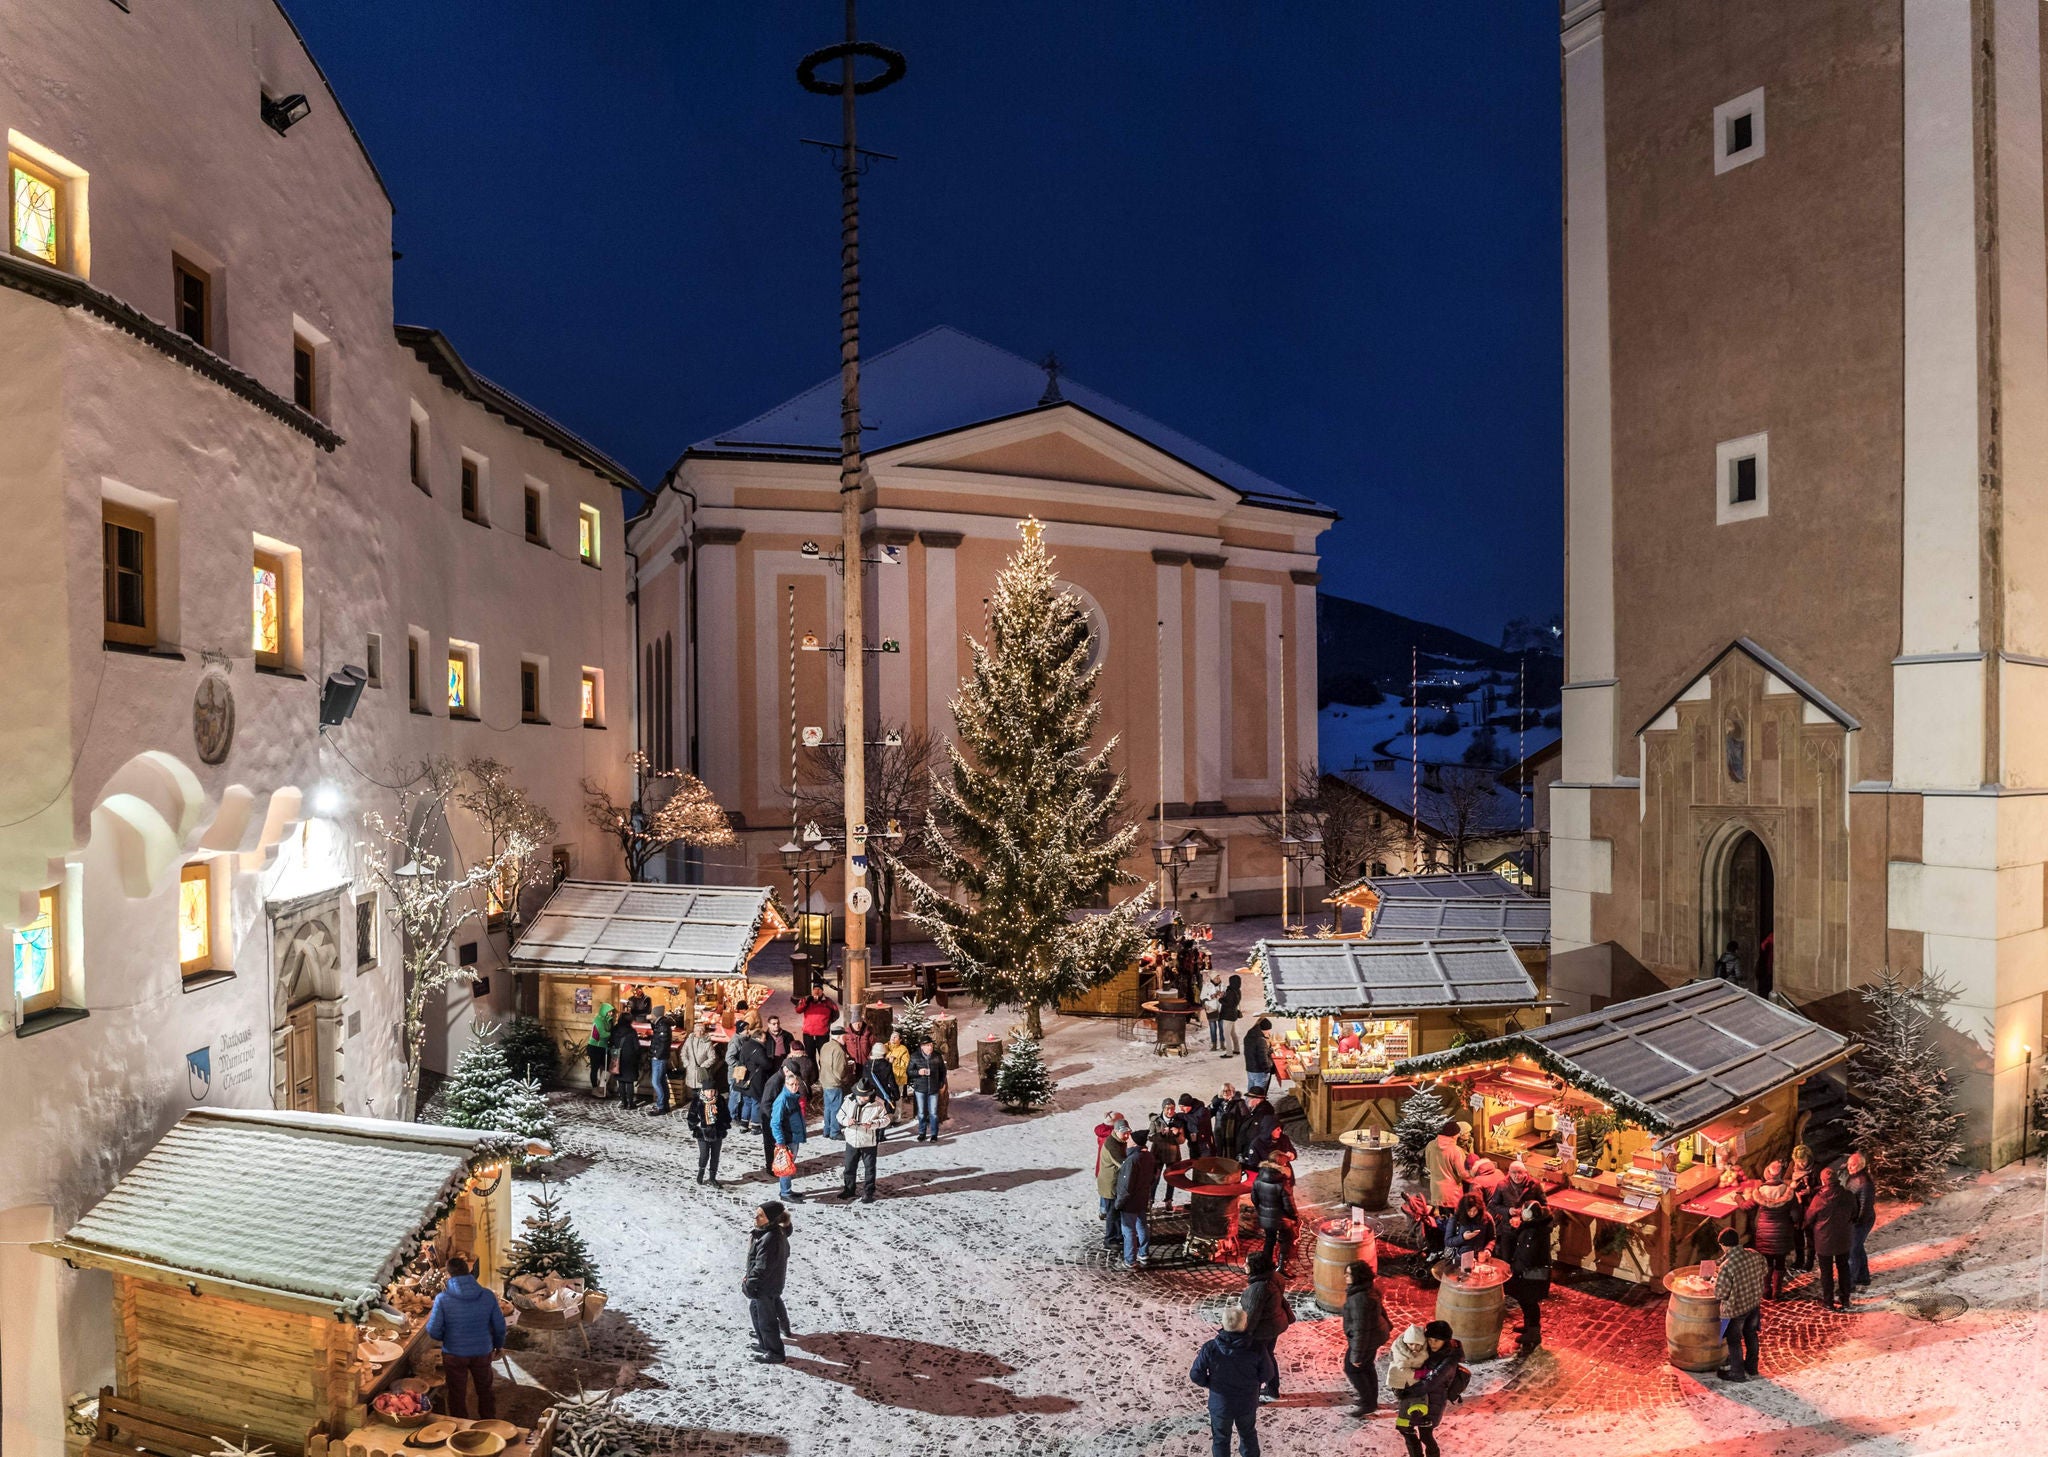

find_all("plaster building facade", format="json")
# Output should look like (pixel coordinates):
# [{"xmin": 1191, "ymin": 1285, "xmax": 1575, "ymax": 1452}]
[
  {"xmin": 0, "ymin": 5, "xmax": 635, "ymax": 1450},
  {"xmin": 1553, "ymin": 0, "xmax": 2048, "ymax": 1165},
  {"xmin": 631, "ymin": 327, "xmax": 1335, "ymax": 925}
]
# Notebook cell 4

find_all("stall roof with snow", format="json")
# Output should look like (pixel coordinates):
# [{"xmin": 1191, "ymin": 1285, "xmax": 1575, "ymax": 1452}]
[
  {"xmin": 1329, "ymin": 869, "xmax": 1530, "ymax": 908},
  {"xmin": 1391, "ymin": 979, "xmax": 1850, "ymax": 1137},
  {"xmin": 38, "ymin": 1109, "xmax": 522, "ymax": 1317},
  {"xmin": 510, "ymin": 880, "xmax": 784, "ymax": 979},
  {"xmin": 1252, "ymin": 937, "xmax": 1541, "ymax": 1017},
  {"xmin": 1366, "ymin": 895, "xmax": 1550, "ymax": 947}
]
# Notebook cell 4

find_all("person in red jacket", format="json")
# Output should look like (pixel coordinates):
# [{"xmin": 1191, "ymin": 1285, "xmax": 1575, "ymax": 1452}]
[
  {"xmin": 791, "ymin": 993, "xmax": 838, "ymax": 1064},
  {"xmin": 841, "ymin": 1015, "xmax": 876, "ymax": 1069}
]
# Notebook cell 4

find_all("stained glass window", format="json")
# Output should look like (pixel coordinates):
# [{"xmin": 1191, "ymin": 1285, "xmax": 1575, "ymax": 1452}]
[
  {"xmin": 10, "ymin": 164, "xmax": 58, "ymax": 265},
  {"xmin": 581, "ymin": 672, "xmax": 597, "ymax": 725},
  {"xmin": 12, "ymin": 888, "xmax": 57, "ymax": 1011},
  {"xmin": 252, "ymin": 561, "xmax": 280, "ymax": 656},
  {"xmin": 178, "ymin": 864, "xmax": 211, "ymax": 974},
  {"xmin": 448, "ymin": 653, "xmax": 467, "ymax": 712},
  {"xmin": 578, "ymin": 505, "xmax": 599, "ymax": 564}
]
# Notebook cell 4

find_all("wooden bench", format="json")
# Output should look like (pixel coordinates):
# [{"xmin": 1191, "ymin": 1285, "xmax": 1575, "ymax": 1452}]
[
  {"xmin": 91, "ymin": 1387, "xmax": 303, "ymax": 1457},
  {"xmin": 866, "ymin": 962, "xmax": 963, "ymax": 1001}
]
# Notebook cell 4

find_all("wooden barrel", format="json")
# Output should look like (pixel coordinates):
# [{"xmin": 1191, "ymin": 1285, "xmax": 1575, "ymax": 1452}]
[
  {"xmin": 1663, "ymin": 1266, "xmax": 1725, "ymax": 1373},
  {"xmin": 1312, "ymin": 1222, "xmax": 1368, "ymax": 1312},
  {"xmin": 1434, "ymin": 1265, "xmax": 1509, "ymax": 1361},
  {"xmin": 1340, "ymin": 1141, "xmax": 1394, "ymax": 1210},
  {"xmin": 932, "ymin": 1014, "xmax": 960, "ymax": 1068}
]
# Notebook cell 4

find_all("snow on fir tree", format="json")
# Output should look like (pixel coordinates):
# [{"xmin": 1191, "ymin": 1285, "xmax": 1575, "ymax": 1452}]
[
  {"xmin": 995, "ymin": 1030, "xmax": 1056, "ymax": 1113},
  {"xmin": 1848, "ymin": 969, "xmax": 1966, "ymax": 1200},
  {"xmin": 439, "ymin": 1021, "xmax": 555, "ymax": 1161},
  {"xmin": 894, "ymin": 994, "xmax": 937, "ymax": 1049},
  {"xmin": 899, "ymin": 519, "xmax": 1154, "ymax": 1037},
  {"xmin": 1393, "ymin": 1082, "xmax": 1452, "ymax": 1183},
  {"xmin": 510, "ymin": 1177, "xmax": 599, "ymax": 1288}
]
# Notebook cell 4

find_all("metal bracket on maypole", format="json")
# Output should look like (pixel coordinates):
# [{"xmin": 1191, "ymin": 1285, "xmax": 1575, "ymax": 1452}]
[{"xmin": 797, "ymin": 1, "xmax": 904, "ymax": 1013}]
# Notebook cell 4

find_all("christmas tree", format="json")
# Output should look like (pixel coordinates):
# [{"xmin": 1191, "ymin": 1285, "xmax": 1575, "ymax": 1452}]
[
  {"xmin": 440, "ymin": 1023, "xmax": 556, "ymax": 1162},
  {"xmin": 900, "ymin": 520, "xmax": 1154, "ymax": 1037},
  {"xmin": 498, "ymin": 1015, "xmax": 561, "ymax": 1085},
  {"xmin": 994, "ymin": 1030, "xmax": 1056, "ymax": 1112},
  {"xmin": 894, "ymin": 994, "xmax": 937, "ymax": 1049},
  {"xmin": 509, "ymin": 1177, "xmax": 599, "ymax": 1288},
  {"xmin": 1848, "ymin": 969, "xmax": 1966, "ymax": 1199},
  {"xmin": 1393, "ymin": 1083, "xmax": 1452, "ymax": 1182}
]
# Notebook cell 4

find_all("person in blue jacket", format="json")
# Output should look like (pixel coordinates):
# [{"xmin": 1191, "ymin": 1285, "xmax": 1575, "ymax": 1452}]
[
  {"xmin": 1190, "ymin": 1307, "xmax": 1278, "ymax": 1457},
  {"xmin": 425, "ymin": 1254, "xmax": 506, "ymax": 1419},
  {"xmin": 768, "ymin": 1071, "xmax": 809, "ymax": 1201}
]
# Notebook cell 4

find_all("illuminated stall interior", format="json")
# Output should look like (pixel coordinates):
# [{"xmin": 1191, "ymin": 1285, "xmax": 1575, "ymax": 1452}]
[
  {"xmin": 1393, "ymin": 979, "xmax": 1850, "ymax": 1284},
  {"xmin": 1252, "ymin": 936, "xmax": 1545, "ymax": 1138},
  {"xmin": 511, "ymin": 881, "xmax": 786, "ymax": 1066}
]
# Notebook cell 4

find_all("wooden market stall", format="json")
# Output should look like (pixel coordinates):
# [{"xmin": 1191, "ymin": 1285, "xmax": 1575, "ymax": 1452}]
[
  {"xmin": 1367, "ymin": 894, "xmax": 1551, "ymax": 989},
  {"xmin": 511, "ymin": 880, "xmax": 786, "ymax": 1068},
  {"xmin": 36, "ymin": 1109, "xmax": 543, "ymax": 1454},
  {"xmin": 1057, "ymin": 908, "xmax": 1192, "ymax": 1016},
  {"xmin": 1325, "ymin": 870, "xmax": 1529, "ymax": 937},
  {"xmin": 1391, "ymin": 979, "xmax": 1850, "ymax": 1285},
  {"xmin": 1252, "ymin": 937, "xmax": 1546, "ymax": 1140}
]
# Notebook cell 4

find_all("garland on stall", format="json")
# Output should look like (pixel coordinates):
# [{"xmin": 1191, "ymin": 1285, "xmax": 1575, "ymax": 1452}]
[{"xmin": 1391, "ymin": 1033, "xmax": 1676, "ymax": 1135}]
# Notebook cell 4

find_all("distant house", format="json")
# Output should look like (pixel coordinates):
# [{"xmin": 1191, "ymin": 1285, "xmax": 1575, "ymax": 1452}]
[{"xmin": 1323, "ymin": 756, "xmax": 1538, "ymax": 882}]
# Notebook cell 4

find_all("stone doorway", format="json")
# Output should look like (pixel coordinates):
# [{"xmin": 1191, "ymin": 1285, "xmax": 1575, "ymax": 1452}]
[
  {"xmin": 269, "ymin": 891, "xmax": 345, "ymax": 1113},
  {"xmin": 1724, "ymin": 831, "xmax": 1774, "ymax": 990}
]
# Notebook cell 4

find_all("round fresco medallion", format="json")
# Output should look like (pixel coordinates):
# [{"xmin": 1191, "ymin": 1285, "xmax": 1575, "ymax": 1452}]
[{"xmin": 194, "ymin": 674, "xmax": 235, "ymax": 765}]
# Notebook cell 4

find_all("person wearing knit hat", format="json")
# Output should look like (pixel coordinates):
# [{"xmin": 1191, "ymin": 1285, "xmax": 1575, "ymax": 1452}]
[
  {"xmin": 741, "ymin": 1202, "xmax": 793, "ymax": 1363},
  {"xmin": 1390, "ymin": 1320, "xmax": 1466, "ymax": 1457}
]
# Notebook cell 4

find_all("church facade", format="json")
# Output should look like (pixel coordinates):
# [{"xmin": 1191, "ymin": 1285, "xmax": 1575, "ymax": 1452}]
[{"xmin": 630, "ymin": 327, "xmax": 1335, "ymax": 924}]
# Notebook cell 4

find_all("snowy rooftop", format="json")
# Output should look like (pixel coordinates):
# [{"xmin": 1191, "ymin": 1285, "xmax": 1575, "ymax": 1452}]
[
  {"xmin": 512, "ymin": 880, "xmax": 779, "ymax": 978},
  {"xmin": 1332, "ymin": 761, "xmax": 1533, "ymax": 844},
  {"xmin": 1332, "ymin": 869, "xmax": 1531, "ymax": 903},
  {"xmin": 1367, "ymin": 896, "xmax": 1550, "ymax": 947},
  {"xmin": 1396, "ymin": 980, "xmax": 1851, "ymax": 1135},
  {"xmin": 689, "ymin": 325, "xmax": 1333, "ymax": 516},
  {"xmin": 51, "ymin": 1109, "xmax": 508, "ymax": 1314},
  {"xmin": 1251, "ymin": 937, "xmax": 1541, "ymax": 1016}
]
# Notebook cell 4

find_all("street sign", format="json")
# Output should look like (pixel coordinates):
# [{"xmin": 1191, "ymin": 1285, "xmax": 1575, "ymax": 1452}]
[
  {"xmin": 802, "ymin": 725, "xmax": 823, "ymax": 747},
  {"xmin": 848, "ymin": 886, "xmax": 873, "ymax": 914},
  {"xmin": 851, "ymin": 853, "xmax": 869, "ymax": 876}
]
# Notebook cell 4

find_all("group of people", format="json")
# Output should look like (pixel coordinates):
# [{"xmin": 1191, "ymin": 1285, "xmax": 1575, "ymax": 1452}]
[
  {"xmin": 1091, "ymin": 1081, "xmax": 1299, "ymax": 1270},
  {"xmin": 1421, "ymin": 1118, "xmax": 1556, "ymax": 1354},
  {"xmin": 1711, "ymin": 1146, "xmax": 1879, "ymax": 1382},
  {"xmin": 588, "ymin": 990, "xmax": 953, "ymax": 1205}
]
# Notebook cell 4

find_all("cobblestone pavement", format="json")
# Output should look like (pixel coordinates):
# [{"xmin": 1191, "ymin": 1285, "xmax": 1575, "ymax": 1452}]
[{"xmin": 505, "ymin": 982, "xmax": 2048, "ymax": 1457}]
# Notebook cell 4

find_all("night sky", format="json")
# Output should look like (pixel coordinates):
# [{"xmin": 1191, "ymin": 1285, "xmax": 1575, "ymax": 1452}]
[{"xmin": 288, "ymin": 2, "xmax": 1561, "ymax": 643}]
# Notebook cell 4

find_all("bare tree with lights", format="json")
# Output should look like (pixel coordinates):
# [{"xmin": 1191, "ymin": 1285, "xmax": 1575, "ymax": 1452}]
[
  {"xmin": 458, "ymin": 756, "xmax": 558, "ymax": 934},
  {"xmin": 362, "ymin": 758, "xmax": 534, "ymax": 1121},
  {"xmin": 1255, "ymin": 762, "xmax": 1407, "ymax": 909},
  {"xmin": 797, "ymin": 724, "xmax": 944, "ymax": 963},
  {"xmin": 583, "ymin": 751, "xmax": 736, "ymax": 882}
]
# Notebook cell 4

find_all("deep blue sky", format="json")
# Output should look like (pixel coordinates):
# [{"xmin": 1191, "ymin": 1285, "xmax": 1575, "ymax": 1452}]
[{"xmin": 290, "ymin": 2, "xmax": 1561, "ymax": 642}]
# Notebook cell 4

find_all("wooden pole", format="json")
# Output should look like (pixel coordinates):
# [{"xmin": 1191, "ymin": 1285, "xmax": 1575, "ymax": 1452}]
[{"xmin": 837, "ymin": 0, "xmax": 870, "ymax": 1012}]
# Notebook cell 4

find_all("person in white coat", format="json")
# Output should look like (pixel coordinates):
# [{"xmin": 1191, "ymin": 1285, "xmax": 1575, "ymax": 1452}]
[{"xmin": 835, "ymin": 1084, "xmax": 890, "ymax": 1204}]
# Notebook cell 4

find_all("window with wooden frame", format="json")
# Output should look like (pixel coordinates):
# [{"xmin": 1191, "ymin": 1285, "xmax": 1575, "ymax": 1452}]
[
  {"xmin": 354, "ymin": 894, "xmax": 378, "ymax": 970},
  {"xmin": 407, "ymin": 631, "xmax": 426, "ymax": 712},
  {"xmin": 520, "ymin": 659, "xmax": 545, "ymax": 724},
  {"xmin": 171, "ymin": 255, "xmax": 210, "ymax": 347},
  {"xmin": 11, "ymin": 886, "xmax": 61, "ymax": 1017},
  {"xmin": 8, "ymin": 153, "xmax": 64, "ymax": 268},
  {"xmin": 447, "ymin": 642, "xmax": 478, "ymax": 719},
  {"xmin": 177, "ymin": 862, "xmax": 214, "ymax": 979},
  {"xmin": 577, "ymin": 503, "xmax": 600, "ymax": 565},
  {"xmin": 461, "ymin": 455, "xmax": 485, "ymax": 524},
  {"xmin": 524, "ymin": 484, "xmax": 547, "ymax": 545},
  {"xmin": 581, "ymin": 668, "xmax": 602, "ymax": 727},
  {"xmin": 293, "ymin": 334, "xmax": 317, "ymax": 412},
  {"xmin": 252, "ymin": 547, "xmax": 286, "ymax": 667},
  {"xmin": 102, "ymin": 502, "xmax": 156, "ymax": 647}
]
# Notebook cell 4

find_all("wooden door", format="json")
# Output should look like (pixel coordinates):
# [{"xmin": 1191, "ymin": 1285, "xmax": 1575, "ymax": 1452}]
[
  {"xmin": 285, "ymin": 1001, "xmax": 318, "ymax": 1111},
  {"xmin": 1726, "ymin": 834, "xmax": 1764, "ymax": 984}
]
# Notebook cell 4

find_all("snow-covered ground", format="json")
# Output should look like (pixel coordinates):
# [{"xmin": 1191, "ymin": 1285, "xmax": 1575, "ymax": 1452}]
[{"xmin": 502, "ymin": 971, "xmax": 2048, "ymax": 1457}]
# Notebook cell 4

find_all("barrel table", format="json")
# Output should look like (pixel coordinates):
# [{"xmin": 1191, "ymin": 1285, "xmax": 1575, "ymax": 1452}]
[
  {"xmin": 1337, "ymin": 1129, "xmax": 1395, "ymax": 1210},
  {"xmin": 1662, "ymin": 1265, "xmax": 1725, "ymax": 1373},
  {"xmin": 1433, "ymin": 1259, "xmax": 1511, "ymax": 1361},
  {"xmin": 1164, "ymin": 1158, "xmax": 1255, "ymax": 1262},
  {"xmin": 1310, "ymin": 1218, "xmax": 1380, "ymax": 1311}
]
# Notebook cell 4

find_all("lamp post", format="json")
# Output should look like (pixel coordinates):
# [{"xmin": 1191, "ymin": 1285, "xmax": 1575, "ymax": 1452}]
[
  {"xmin": 779, "ymin": 835, "xmax": 838, "ymax": 966},
  {"xmin": 1279, "ymin": 833, "xmax": 1323, "ymax": 931},
  {"xmin": 1153, "ymin": 835, "xmax": 1202, "ymax": 916},
  {"xmin": 2025, "ymin": 1043, "xmax": 2036, "ymax": 1166}
]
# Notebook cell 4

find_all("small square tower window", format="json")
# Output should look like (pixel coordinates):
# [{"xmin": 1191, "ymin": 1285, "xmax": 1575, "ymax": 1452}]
[
  {"xmin": 1714, "ymin": 88, "xmax": 1766, "ymax": 174},
  {"xmin": 1715, "ymin": 432, "xmax": 1769, "ymax": 524}
]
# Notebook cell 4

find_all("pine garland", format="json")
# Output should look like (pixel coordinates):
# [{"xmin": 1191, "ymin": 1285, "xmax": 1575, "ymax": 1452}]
[
  {"xmin": 994, "ymin": 1030, "xmax": 1057, "ymax": 1112},
  {"xmin": 898, "ymin": 520, "xmax": 1154, "ymax": 1037},
  {"xmin": 1847, "ymin": 969, "xmax": 1966, "ymax": 1200}
]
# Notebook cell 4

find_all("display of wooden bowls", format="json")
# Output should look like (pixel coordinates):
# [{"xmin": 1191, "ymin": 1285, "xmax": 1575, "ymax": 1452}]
[
  {"xmin": 390, "ymin": 1378, "xmax": 431, "ymax": 1397},
  {"xmin": 358, "ymin": 1339, "xmax": 406, "ymax": 1365},
  {"xmin": 448, "ymin": 1430, "xmax": 506, "ymax": 1456},
  {"xmin": 410, "ymin": 1421, "xmax": 459, "ymax": 1446},
  {"xmin": 472, "ymin": 1422, "xmax": 521, "ymax": 1441}
]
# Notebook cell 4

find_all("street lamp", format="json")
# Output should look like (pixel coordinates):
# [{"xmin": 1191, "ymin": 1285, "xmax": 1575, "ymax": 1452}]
[
  {"xmin": 1279, "ymin": 832, "xmax": 1323, "ymax": 931},
  {"xmin": 1154, "ymin": 834, "xmax": 1203, "ymax": 915},
  {"xmin": 780, "ymin": 837, "xmax": 837, "ymax": 959}
]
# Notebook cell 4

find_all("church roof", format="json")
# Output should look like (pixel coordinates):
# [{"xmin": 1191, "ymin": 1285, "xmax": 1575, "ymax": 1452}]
[{"xmin": 687, "ymin": 325, "xmax": 1334, "ymax": 516}]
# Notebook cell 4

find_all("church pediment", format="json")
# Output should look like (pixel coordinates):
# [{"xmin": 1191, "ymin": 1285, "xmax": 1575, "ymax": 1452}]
[
  {"xmin": 880, "ymin": 405, "xmax": 1238, "ymax": 504},
  {"xmin": 1638, "ymin": 637, "xmax": 1858, "ymax": 737}
]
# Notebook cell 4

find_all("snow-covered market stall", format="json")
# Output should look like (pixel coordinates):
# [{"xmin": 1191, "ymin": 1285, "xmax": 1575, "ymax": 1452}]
[
  {"xmin": 1392, "ymin": 980, "xmax": 1850, "ymax": 1284},
  {"xmin": 511, "ymin": 880, "xmax": 786, "ymax": 1067},
  {"xmin": 1325, "ymin": 869, "xmax": 1530, "ymax": 936},
  {"xmin": 1366, "ymin": 892, "xmax": 1551, "ymax": 988},
  {"xmin": 1252, "ymin": 937, "xmax": 1546, "ymax": 1140},
  {"xmin": 36, "ymin": 1109, "xmax": 549, "ymax": 1454}
]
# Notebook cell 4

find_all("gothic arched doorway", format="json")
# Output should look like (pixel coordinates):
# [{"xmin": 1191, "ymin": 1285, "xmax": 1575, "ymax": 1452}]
[{"xmin": 1719, "ymin": 831, "xmax": 1774, "ymax": 991}]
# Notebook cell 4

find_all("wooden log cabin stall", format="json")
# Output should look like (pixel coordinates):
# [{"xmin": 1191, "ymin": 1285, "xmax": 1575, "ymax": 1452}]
[
  {"xmin": 34, "ymin": 1110, "xmax": 544, "ymax": 1454},
  {"xmin": 510, "ymin": 881, "xmax": 787, "ymax": 1073},
  {"xmin": 1325, "ymin": 870, "xmax": 1531, "ymax": 937},
  {"xmin": 1392, "ymin": 980, "xmax": 1851, "ymax": 1285},
  {"xmin": 1251, "ymin": 937, "xmax": 1546, "ymax": 1140}
]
